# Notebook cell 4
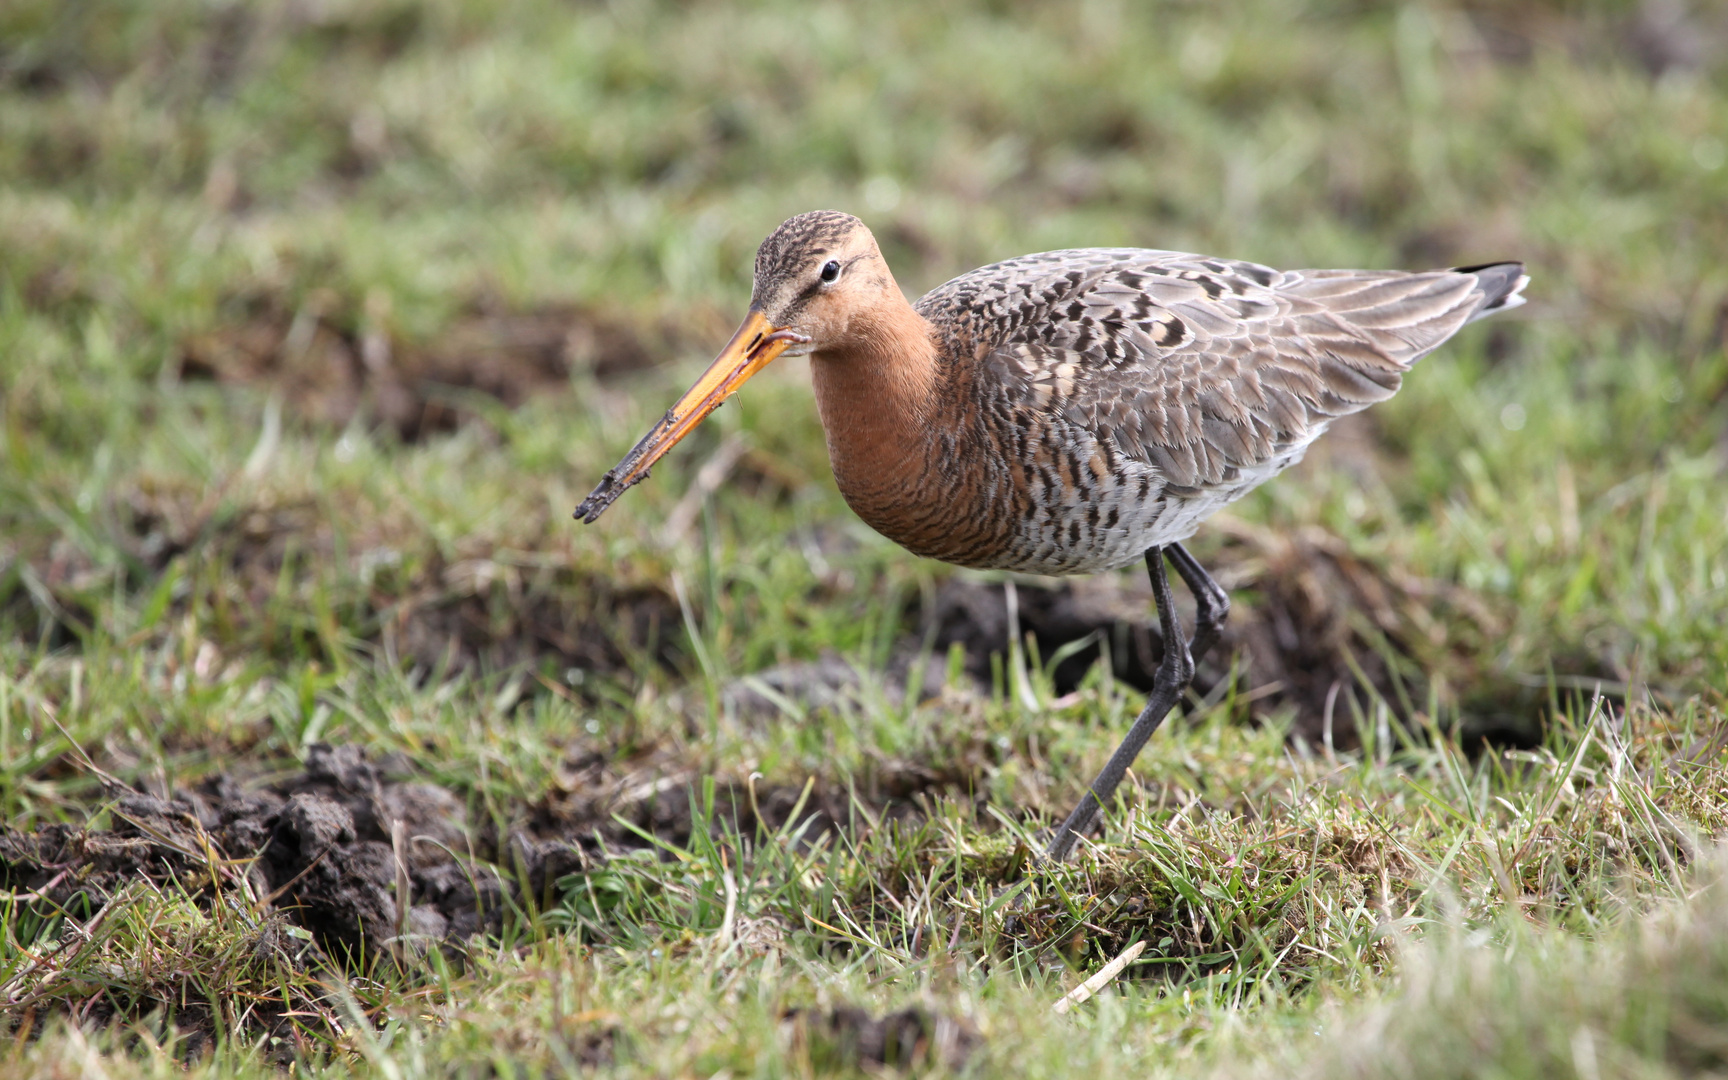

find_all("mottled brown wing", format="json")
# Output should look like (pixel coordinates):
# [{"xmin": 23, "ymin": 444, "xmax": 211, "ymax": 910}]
[{"xmin": 922, "ymin": 250, "xmax": 1500, "ymax": 492}]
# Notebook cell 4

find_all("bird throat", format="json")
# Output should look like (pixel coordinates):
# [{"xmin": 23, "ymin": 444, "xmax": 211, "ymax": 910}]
[{"xmin": 808, "ymin": 301, "xmax": 959, "ymax": 553}]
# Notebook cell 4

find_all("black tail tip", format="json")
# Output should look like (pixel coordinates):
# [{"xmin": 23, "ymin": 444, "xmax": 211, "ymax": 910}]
[{"xmin": 1455, "ymin": 260, "xmax": 1529, "ymax": 318}]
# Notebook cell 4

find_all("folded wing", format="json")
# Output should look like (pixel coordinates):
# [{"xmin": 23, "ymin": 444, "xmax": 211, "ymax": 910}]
[{"xmin": 924, "ymin": 250, "xmax": 1525, "ymax": 493}]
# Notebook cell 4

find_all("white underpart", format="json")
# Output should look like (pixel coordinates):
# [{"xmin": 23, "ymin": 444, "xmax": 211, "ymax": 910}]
[{"xmin": 989, "ymin": 421, "xmax": 1330, "ymax": 576}]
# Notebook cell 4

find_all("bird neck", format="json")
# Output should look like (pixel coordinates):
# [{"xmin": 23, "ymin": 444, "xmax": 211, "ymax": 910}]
[{"xmin": 809, "ymin": 295, "xmax": 944, "ymax": 510}]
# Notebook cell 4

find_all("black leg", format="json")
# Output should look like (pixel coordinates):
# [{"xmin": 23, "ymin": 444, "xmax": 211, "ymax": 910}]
[
  {"xmin": 1046, "ymin": 547, "xmax": 1195, "ymax": 862},
  {"xmin": 1166, "ymin": 541, "xmax": 1230, "ymax": 670}
]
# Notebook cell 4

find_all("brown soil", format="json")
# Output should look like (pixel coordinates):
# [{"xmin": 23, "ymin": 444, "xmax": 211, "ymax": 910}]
[
  {"xmin": 785, "ymin": 1005, "xmax": 981, "ymax": 1071},
  {"xmin": 530, "ymin": 735, "xmax": 988, "ymax": 859},
  {"xmin": 0, "ymin": 735, "xmax": 992, "ymax": 969},
  {"xmin": 0, "ymin": 485, "xmax": 686, "ymax": 679},
  {"xmin": 0, "ymin": 739, "xmax": 991, "ymax": 1052},
  {"xmin": 177, "ymin": 291, "xmax": 670, "ymax": 441},
  {"xmin": 0, "ymin": 744, "xmax": 571, "ymax": 970}
]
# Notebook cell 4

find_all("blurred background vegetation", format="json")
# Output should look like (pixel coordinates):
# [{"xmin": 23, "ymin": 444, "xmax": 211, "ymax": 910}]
[{"xmin": 1, "ymin": 0, "xmax": 1726, "ymax": 1075}]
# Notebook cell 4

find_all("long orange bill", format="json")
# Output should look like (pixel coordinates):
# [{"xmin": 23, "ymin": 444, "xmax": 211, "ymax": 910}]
[{"xmin": 574, "ymin": 309, "xmax": 808, "ymax": 523}]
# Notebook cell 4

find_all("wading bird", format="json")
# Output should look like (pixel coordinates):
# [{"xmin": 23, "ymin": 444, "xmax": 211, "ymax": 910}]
[{"xmin": 576, "ymin": 211, "xmax": 1526, "ymax": 860}]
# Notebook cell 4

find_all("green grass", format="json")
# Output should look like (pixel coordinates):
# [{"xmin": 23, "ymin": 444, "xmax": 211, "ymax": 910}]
[{"xmin": 2, "ymin": 0, "xmax": 1727, "ymax": 1075}]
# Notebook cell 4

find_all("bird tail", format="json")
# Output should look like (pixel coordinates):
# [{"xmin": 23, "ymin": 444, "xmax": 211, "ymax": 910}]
[{"xmin": 1454, "ymin": 261, "xmax": 1529, "ymax": 323}]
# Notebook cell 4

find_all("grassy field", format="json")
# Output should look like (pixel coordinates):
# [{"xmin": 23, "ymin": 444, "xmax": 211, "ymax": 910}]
[{"xmin": 3, "ymin": 0, "xmax": 1727, "ymax": 1075}]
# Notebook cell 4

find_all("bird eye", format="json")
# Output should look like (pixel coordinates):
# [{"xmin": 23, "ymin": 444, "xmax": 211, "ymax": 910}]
[{"xmin": 819, "ymin": 259, "xmax": 842, "ymax": 284}]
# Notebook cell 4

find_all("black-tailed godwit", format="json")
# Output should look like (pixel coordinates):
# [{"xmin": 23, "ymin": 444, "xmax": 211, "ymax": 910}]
[{"xmin": 576, "ymin": 210, "xmax": 1527, "ymax": 860}]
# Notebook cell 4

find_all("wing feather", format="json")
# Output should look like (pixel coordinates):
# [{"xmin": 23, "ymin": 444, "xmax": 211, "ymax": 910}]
[{"xmin": 917, "ymin": 249, "xmax": 1515, "ymax": 492}]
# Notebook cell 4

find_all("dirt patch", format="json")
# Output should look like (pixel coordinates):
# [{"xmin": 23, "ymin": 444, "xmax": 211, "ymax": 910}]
[
  {"xmin": 887, "ymin": 515, "xmax": 1597, "ymax": 747},
  {"xmin": 531, "ymin": 737, "xmax": 990, "ymax": 857},
  {"xmin": 382, "ymin": 551, "xmax": 683, "ymax": 679},
  {"xmin": 0, "ymin": 732, "xmax": 996, "ymax": 974},
  {"xmin": 1456, "ymin": 1, "xmax": 1727, "ymax": 79},
  {"xmin": 921, "ymin": 575, "xmax": 1166, "ymax": 696},
  {"xmin": 785, "ymin": 1005, "xmax": 981, "ymax": 1071},
  {"xmin": 0, "ymin": 744, "xmax": 577, "ymax": 968},
  {"xmin": 0, "ymin": 739, "xmax": 994, "ymax": 1050},
  {"xmin": 0, "ymin": 743, "xmax": 582, "ymax": 1050},
  {"xmin": 177, "ymin": 290, "xmax": 668, "ymax": 441},
  {"xmin": 0, "ymin": 486, "xmax": 686, "ymax": 679},
  {"xmin": 1203, "ymin": 519, "xmax": 1459, "ymax": 739}
]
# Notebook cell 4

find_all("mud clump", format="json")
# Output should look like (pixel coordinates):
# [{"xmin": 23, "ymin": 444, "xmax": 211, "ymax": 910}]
[
  {"xmin": 0, "ymin": 740, "xmax": 986, "ymax": 1051},
  {"xmin": 0, "ymin": 744, "xmax": 595, "ymax": 1053},
  {"xmin": 785, "ymin": 1005, "xmax": 981, "ymax": 1071},
  {"xmin": 922, "ymin": 574, "xmax": 1167, "ymax": 696},
  {"xmin": 0, "ymin": 744, "xmax": 582, "ymax": 973},
  {"xmin": 390, "ymin": 557, "xmax": 683, "ymax": 680},
  {"xmin": 0, "ymin": 742, "xmax": 975, "ymax": 975}
]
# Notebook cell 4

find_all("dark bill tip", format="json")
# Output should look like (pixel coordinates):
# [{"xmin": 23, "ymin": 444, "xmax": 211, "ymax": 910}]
[{"xmin": 573, "ymin": 469, "xmax": 645, "ymax": 524}]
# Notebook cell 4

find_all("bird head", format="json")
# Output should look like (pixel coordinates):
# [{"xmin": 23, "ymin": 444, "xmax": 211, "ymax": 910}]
[
  {"xmin": 574, "ymin": 211, "xmax": 889, "ymax": 523},
  {"xmin": 747, "ymin": 210, "xmax": 897, "ymax": 353}
]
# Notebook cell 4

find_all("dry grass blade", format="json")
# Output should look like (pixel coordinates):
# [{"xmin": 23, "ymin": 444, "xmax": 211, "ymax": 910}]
[{"xmin": 1052, "ymin": 939, "xmax": 1148, "ymax": 1015}]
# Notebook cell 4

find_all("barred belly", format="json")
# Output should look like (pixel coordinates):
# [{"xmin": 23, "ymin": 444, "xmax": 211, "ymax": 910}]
[{"xmin": 979, "ymin": 421, "xmax": 1328, "ymax": 575}]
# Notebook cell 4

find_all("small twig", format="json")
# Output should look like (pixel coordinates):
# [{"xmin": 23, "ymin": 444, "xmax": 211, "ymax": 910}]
[
  {"xmin": 1, "ymin": 868, "xmax": 70, "ymax": 903},
  {"xmin": 1051, "ymin": 939, "xmax": 1147, "ymax": 1015},
  {"xmin": 534, "ymin": 671, "xmax": 580, "ymax": 704},
  {"xmin": 46, "ymin": 714, "xmax": 136, "ymax": 795},
  {"xmin": 1003, "ymin": 580, "xmax": 1041, "ymax": 713},
  {"xmin": 255, "ymin": 848, "xmax": 330, "ymax": 913},
  {"xmin": 391, "ymin": 817, "xmax": 412, "ymax": 940},
  {"xmin": 387, "ymin": 817, "xmax": 415, "ymax": 968},
  {"xmin": 660, "ymin": 433, "xmax": 750, "ymax": 546},
  {"xmin": 1, "ymin": 889, "xmax": 130, "ymax": 1007},
  {"xmin": 717, "ymin": 849, "xmax": 738, "ymax": 949}
]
